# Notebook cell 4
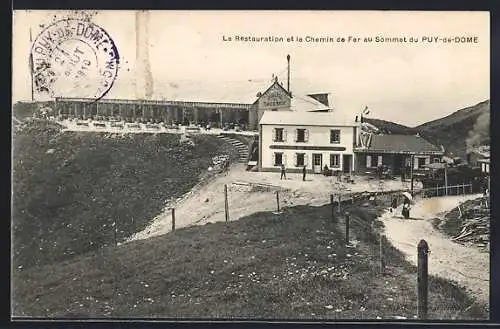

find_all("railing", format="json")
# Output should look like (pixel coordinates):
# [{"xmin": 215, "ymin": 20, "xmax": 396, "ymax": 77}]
[{"xmin": 418, "ymin": 183, "xmax": 475, "ymax": 199}]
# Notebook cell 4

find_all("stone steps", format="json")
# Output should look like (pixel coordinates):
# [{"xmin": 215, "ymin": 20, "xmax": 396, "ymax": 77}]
[{"xmin": 217, "ymin": 135, "xmax": 249, "ymax": 163}]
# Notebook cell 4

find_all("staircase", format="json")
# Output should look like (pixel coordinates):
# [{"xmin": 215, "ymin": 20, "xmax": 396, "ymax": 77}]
[{"xmin": 217, "ymin": 135, "xmax": 250, "ymax": 163}]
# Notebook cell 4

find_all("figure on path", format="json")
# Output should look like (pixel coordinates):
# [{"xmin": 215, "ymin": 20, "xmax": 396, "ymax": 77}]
[
  {"xmin": 280, "ymin": 163, "xmax": 286, "ymax": 180},
  {"xmin": 390, "ymin": 197, "xmax": 397, "ymax": 213},
  {"xmin": 302, "ymin": 165, "xmax": 307, "ymax": 181}
]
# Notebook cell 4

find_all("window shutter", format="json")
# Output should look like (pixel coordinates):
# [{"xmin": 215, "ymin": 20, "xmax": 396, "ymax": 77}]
[
  {"xmin": 283, "ymin": 129, "xmax": 287, "ymax": 142},
  {"xmin": 366, "ymin": 155, "xmax": 372, "ymax": 168},
  {"xmin": 294, "ymin": 153, "xmax": 298, "ymax": 167},
  {"xmin": 305, "ymin": 129, "xmax": 309, "ymax": 142},
  {"xmin": 304, "ymin": 154, "xmax": 309, "ymax": 166},
  {"xmin": 294, "ymin": 129, "xmax": 298, "ymax": 142},
  {"xmin": 378, "ymin": 155, "xmax": 383, "ymax": 166},
  {"xmin": 413, "ymin": 157, "xmax": 419, "ymax": 170},
  {"xmin": 425, "ymin": 157, "xmax": 430, "ymax": 165},
  {"xmin": 272, "ymin": 128, "xmax": 276, "ymax": 142},
  {"xmin": 283, "ymin": 153, "xmax": 287, "ymax": 166}
]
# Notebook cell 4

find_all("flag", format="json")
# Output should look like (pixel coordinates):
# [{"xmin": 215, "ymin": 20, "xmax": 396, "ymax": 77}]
[{"xmin": 363, "ymin": 105, "xmax": 370, "ymax": 115}]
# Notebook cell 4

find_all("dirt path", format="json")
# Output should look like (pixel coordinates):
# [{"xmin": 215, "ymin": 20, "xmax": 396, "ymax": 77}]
[
  {"xmin": 127, "ymin": 163, "xmax": 423, "ymax": 243},
  {"xmin": 380, "ymin": 194, "xmax": 489, "ymax": 305}
]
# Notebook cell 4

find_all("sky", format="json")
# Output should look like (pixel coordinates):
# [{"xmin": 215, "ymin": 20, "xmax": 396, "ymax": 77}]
[{"xmin": 12, "ymin": 10, "xmax": 489, "ymax": 126}]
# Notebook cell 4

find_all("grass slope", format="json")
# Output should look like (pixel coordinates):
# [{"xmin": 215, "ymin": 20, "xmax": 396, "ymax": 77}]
[
  {"xmin": 12, "ymin": 119, "xmax": 237, "ymax": 269},
  {"xmin": 363, "ymin": 100, "xmax": 490, "ymax": 158},
  {"xmin": 415, "ymin": 100, "xmax": 490, "ymax": 158},
  {"xmin": 362, "ymin": 118, "xmax": 415, "ymax": 135},
  {"xmin": 12, "ymin": 202, "xmax": 487, "ymax": 320}
]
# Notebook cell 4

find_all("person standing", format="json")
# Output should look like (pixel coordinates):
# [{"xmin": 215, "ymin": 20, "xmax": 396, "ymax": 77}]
[
  {"xmin": 280, "ymin": 163, "xmax": 286, "ymax": 180},
  {"xmin": 390, "ymin": 197, "xmax": 397, "ymax": 213},
  {"xmin": 302, "ymin": 165, "xmax": 307, "ymax": 181}
]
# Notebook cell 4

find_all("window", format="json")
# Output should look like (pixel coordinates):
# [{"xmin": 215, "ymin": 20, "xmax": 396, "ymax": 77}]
[
  {"xmin": 296, "ymin": 129, "xmax": 307, "ymax": 142},
  {"xmin": 330, "ymin": 129, "xmax": 341, "ymax": 143},
  {"xmin": 274, "ymin": 128, "xmax": 284, "ymax": 142},
  {"xmin": 330, "ymin": 154, "xmax": 340, "ymax": 168},
  {"xmin": 418, "ymin": 157, "xmax": 426, "ymax": 168},
  {"xmin": 295, "ymin": 153, "xmax": 306, "ymax": 167},
  {"xmin": 433, "ymin": 158, "xmax": 440, "ymax": 163},
  {"xmin": 366, "ymin": 155, "xmax": 378, "ymax": 168},
  {"xmin": 274, "ymin": 152, "xmax": 283, "ymax": 166},
  {"xmin": 377, "ymin": 155, "xmax": 383, "ymax": 167}
]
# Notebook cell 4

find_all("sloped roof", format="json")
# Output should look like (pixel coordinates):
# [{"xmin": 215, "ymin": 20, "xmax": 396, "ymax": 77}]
[
  {"xmin": 365, "ymin": 134, "xmax": 443, "ymax": 154},
  {"xmin": 102, "ymin": 78, "xmax": 329, "ymax": 109},
  {"xmin": 259, "ymin": 110, "xmax": 356, "ymax": 127},
  {"xmin": 158, "ymin": 79, "xmax": 271, "ymax": 104},
  {"xmin": 290, "ymin": 94, "xmax": 330, "ymax": 112}
]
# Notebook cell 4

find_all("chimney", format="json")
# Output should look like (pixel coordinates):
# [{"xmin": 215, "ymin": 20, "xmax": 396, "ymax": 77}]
[{"xmin": 287, "ymin": 54, "xmax": 291, "ymax": 93}]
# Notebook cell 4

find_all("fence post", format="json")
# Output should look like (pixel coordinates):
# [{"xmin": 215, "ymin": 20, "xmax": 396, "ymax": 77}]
[
  {"xmin": 462, "ymin": 183, "xmax": 465, "ymax": 195},
  {"xmin": 417, "ymin": 239, "xmax": 429, "ymax": 319},
  {"xmin": 470, "ymin": 181, "xmax": 473, "ymax": 194},
  {"xmin": 338, "ymin": 195, "xmax": 341, "ymax": 213},
  {"xmin": 276, "ymin": 190, "xmax": 280, "ymax": 213},
  {"xmin": 379, "ymin": 234, "xmax": 385, "ymax": 275},
  {"xmin": 436, "ymin": 184, "xmax": 439, "ymax": 197},
  {"xmin": 330, "ymin": 194, "xmax": 334, "ymax": 221},
  {"xmin": 171, "ymin": 208, "xmax": 176, "ymax": 231},
  {"xmin": 345, "ymin": 213, "xmax": 350, "ymax": 245},
  {"xmin": 224, "ymin": 184, "xmax": 229, "ymax": 222}
]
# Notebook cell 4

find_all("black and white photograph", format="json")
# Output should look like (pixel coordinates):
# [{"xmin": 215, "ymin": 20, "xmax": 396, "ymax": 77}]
[{"xmin": 11, "ymin": 10, "xmax": 490, "ymax": 320}]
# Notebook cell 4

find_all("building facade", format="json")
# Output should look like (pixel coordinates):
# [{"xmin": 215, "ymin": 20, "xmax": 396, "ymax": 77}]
[
  {"xmin": 258, "ymin": 111, "xmax": 357, "ymax": 173},
  {"xmin": 353, "ymin": 134, "xmax": 444, "ymax": 175}
]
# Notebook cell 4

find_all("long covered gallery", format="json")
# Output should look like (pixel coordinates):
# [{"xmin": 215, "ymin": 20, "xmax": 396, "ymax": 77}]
[{"xmin": 52, "ymin": 78, "xmax": 332, "ymax": 131}]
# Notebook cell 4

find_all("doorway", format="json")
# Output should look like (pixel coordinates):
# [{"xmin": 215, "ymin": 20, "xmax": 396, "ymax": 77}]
[
  {"xmin": 342, "ymin": 154, "xmax": 352, "ymax": 173},
  {"xmin": 312, "ymin": 153, "xmax": 323, "ymax": 173}
]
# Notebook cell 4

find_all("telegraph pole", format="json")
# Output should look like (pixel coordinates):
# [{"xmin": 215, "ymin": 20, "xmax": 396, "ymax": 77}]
[
  {"xmin": 410, "ymin": 155, "xmax": 414, "ymax": 194},
  {"xmin": 445, "ymin": 162, "xmax": 449, "ymax": 195},
  {"xmin": 29, "ymin": 27, "xmax": 34, "ymax": 102}
]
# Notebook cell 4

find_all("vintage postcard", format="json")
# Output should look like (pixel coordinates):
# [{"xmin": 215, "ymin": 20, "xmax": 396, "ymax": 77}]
[{"xmin": 12, "ymin": 10, "xmax": 490, "ymax": 320}]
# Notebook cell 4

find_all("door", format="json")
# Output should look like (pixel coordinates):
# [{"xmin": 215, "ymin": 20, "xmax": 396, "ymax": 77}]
[
  {"xmin": 313, "ymin": 153, "xmax": 323, "ymax": 173},
  {"xmin": 343, "ymin": 154, "xmax": 352, "ymax": 173}
]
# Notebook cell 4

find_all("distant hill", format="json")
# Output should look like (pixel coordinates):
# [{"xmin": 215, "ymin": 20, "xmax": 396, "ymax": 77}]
[
  {"xmin": 362, "ymin": 118, "xmax": 415, "ymax": 135},
  {"xmin": 415, "ymin": 100, "xmax": 490, "ymax": 158},
  {"xmin": 363, "ymin": 100, "xmax": 490, "ymax": 158}
]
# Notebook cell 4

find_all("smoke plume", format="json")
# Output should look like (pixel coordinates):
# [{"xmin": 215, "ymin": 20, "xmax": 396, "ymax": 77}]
[
  {"xmin": 135, "ymin": 11, "xmax": 154, "ymax": 99},
  {"xmin": 466, "ymin": 111, "xmax": 490, "ymax": 153}
]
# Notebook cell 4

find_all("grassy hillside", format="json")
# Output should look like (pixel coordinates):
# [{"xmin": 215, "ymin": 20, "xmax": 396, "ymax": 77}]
[
  {"xmin": 362, "ymin": 118, "xmax": 415, "ymax": 135},
  {"xmin": 12, "ymin": 202, "xmax": 487, "ymax": 319},
  {"xmin": 416, "ymin": 100, "xmax": 490, "ymax": 158},
  {"xmin": 12, "ymin": 119, "xmax": 237, "ymax": 269},
  {"xmin": 363, "ymin": 100, "xmax": 490, "ymax": 158}
]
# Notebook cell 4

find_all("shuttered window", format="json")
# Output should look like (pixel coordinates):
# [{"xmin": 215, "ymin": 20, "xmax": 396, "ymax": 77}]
[
  {"xmin": 295, "ymin": 129, "xmax": 307, "ymax": 143},
  {"xmin": 366, "ymin": 155, "xmax": 372, "ymax": 168},
  {"xmin": 274, "ymin": 152, "xmax": 283, "ymax": 166},
  {"xmin": 377, "ymin": 155, "xmax": 383, "ymax": 167},
  {"xmin": 295, "ymin": 153, "xmax": 305, "ymax": 167},
  {"xmin": 273, "ymin": 128, "xmax": 284, "ymax": 142}
]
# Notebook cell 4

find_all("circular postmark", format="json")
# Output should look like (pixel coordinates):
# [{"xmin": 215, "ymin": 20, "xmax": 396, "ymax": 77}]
[{"xmin": 30, "ymin": 18, "xmax": 120, "ymax": 100}]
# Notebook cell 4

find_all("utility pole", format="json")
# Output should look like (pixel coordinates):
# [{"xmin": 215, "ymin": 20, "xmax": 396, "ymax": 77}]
[
  {"xmin": 29, "ymin": 27, "xmax": 34, "ymax": 102},
  {"xmin": 287, "ymin": 54, "xmax": 291, "ymax": 93},
  {"xmin": 444, "ymin": 162, "xmax": 448, "ymax": 196},
  {"xmin": 410, "ymin": 155, "xmax": 414, "ymax": 194}
]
